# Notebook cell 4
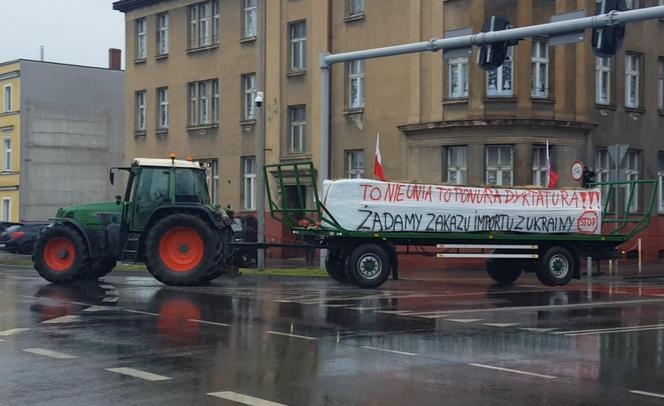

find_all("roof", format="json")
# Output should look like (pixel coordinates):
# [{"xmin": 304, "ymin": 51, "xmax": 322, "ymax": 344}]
[
  {"xmin": 134, "ymin": 158, "xmax": 202, "ymax": 169},
  {"xmin": 113, "ymin": 0, "xmax": 169, "ymax": 12}
]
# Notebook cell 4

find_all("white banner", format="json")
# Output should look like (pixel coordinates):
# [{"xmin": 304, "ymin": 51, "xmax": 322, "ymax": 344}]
[{"xmin": 322, "ymin": 179, "xmax": 602, "ymax": 235}]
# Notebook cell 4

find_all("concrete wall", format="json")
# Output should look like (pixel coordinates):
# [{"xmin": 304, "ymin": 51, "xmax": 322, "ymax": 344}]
[{"xmin": 19, "ymin": 61, "xmax": 124, "ymax": 221}]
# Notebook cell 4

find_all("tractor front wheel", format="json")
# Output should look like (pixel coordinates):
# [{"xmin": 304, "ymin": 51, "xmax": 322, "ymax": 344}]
[
  {"xmin": 33, "ymin": 225, "xmax": 90, "ymax": 283},
  {"xmin": 145, "ymin": 213, "xmax": 219, "ymax": 286}
]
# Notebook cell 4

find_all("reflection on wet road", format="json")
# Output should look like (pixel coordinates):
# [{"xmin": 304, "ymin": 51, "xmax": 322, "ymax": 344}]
[{"xmin": 1, "ymin": 267, "xmax": 664, "ymax": 405}]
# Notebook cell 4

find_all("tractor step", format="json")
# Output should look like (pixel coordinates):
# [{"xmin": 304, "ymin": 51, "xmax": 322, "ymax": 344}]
[{"xmin": 120, "ymin": 233, "xmax": 141, "ymax": 262}]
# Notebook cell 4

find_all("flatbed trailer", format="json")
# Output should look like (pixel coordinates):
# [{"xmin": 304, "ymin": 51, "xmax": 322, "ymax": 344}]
[{"xmin": 264, "ymin": 161, "xmax": 657, "ymax": 288}]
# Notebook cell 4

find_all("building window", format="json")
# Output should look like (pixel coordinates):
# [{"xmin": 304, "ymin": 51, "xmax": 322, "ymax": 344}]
[
  {"xmin": 2, "ymin": 198, "xmax": 10, "ymax": 222},
  {"xmin": 446, "ymin": 146, "xmax": 467, "ymax": 185},
  {"xmin": 347, "ymin": 60, "xmax": 365, "ymax": 109},
  {"xmin": 625, "ymin": 53, "xmax": 641, "ymax": 108},
  {"xmin": 157, "ymin": 13, "xmax": 169, "ymax": 56},
  {"xmin": 532, "ymin": 145, "xmax": 549, "ymax": 187},
  {"xmin": 531, "ymin": 40, "xmax": 549, "ymax": 98},
  {"xmin": 485, "ymin": 145, "xmax": 513, "ymax": 186},
  {"xmin": 595, "ymin": 148, "xmax": 610, "ymax": 182},
  {"xmin": 3, "ymin": 137, "xmax": 11, "ymax": 172},
  {"xmin": 157, "ymin": 88, "xmax": 168, "ymax": 129},
  {"xmin": 135, "ymin": 91, "xmax": 146, "ymax": 131},
  {"xmin": 626, "ymin": 0, "xmax": 639, "ymax": 8},
  {"xmin": 242, "ymin": 73, "xmax": 257, "ymax": 121},
  {"xmin": 347, "ymin": 0, "xmax": 364, "ymax": 16},
  {"xmin": 658, "ymin": 58, "xmax": 664, "ymax": 110},
  {"xmin": 596, "ymin": 57, "xmax": 611, "ymax": 105},
  {"xmin": 289, "ymin": 106, "xmax": 306, "ymax": 154},
  {"xmin": 289, "ymin": 21, "xmax": 307, "ymax": 72},
  {"xmin": 242, "ymin": 156, "xmax": 256, "ymax": 210},
  {"xmin": 187, "ymin": 79, "xmax": 219, "ymax": 127},
  {"xmin": 625, "ymin": 150, "xmax": 641, "ymax": 212},
  {"xmin": 487, "ymin": 47, "xmax": 513, "ymax": 97},
  {"xmin": 346, "ymin": 150, "xmax": 364, "ymax": 179},
  {"xmin": 658, "ymin": 153, "xmax": 664, "ymax": 213},
  {"xmin": 2, "ymin": 85, "xmax": 11, "ymax": 113},
  {"xmin": 449, "ymin": 57, "xmax": 469, "ymax": 99},
  {"xmin": 188, "ymin": 1, "xmax": 219, "ymax": 49},
  {"xmin": 197, "ymin": 158, "xmax": 219, "ymax": 205},
  {"xmin": 243, "ymin": 0, "xmax": 257, "ymax": 39},
  {"xmin": 136, "ymin": 18, "xmax": 147, "ymax": 60}
]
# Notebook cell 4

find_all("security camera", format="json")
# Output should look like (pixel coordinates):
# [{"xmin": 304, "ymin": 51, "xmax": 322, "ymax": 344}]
[{"xmin": 255, "ymin": 91, "xmax": 264, "ymax": 107}]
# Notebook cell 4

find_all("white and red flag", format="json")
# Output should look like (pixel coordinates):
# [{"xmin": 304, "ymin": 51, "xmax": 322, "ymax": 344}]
[{"xmin": 374, "ymin": 133, "xmax": 386, "ymax": 181}]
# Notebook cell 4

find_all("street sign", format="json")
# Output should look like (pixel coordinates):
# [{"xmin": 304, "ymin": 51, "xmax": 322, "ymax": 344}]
[
  {"xmin": 571, "ymin": 161, "xmax": 584, "ymax": 181},
  {"xmin": 549, "ymin": 10, "xmax": 587, "ymax": 46}
]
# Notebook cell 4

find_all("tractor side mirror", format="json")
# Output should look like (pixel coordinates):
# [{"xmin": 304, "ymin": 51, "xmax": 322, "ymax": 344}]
[{"xmin": 115, "ymin": 195, "xmax": 122, "ymax": 205}]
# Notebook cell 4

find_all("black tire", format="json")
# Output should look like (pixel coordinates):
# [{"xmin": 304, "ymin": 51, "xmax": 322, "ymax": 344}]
[
  {"xmin": 83, "ymin": 258, "xmax": 116, "ymax": 279},
  {"xmin": 347, "ymin": 244, "xmax": 391, "ymax": 288},
  {"xmin": 33, "ymin": 225, "xmax": 90, "ymax": 283},
  {"xmin": 20, "ymin": 242, "xmax": 34, "ymax": 255},
  {"xmin": 536, "ymin": 246, "xmax": 575, "ymax": 286},
  {"xmin": 325, "ymin": 251, "xmax": 350, "ymax": 283},
  {"xmin": 145, "ymin": 213, "xmax": 219, "ymax": 286},
  {"xmin": 485, "ymin": 258, "xmax": 523, "ymax": 284}
]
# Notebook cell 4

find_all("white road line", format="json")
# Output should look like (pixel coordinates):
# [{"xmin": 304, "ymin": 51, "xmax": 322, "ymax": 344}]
[
  {"xmin": 264, "ymin": 331, "xmax": 317, "ymax": 341},
  {"xmin": 0, "ymin": 339, "xmax": 4, "ymax": 342},
  {"xmin": 566, "ymin": 326, "xmax": 664, "ymax": 336},
  {"xmin": 361, "ymin": 346, "xmax": 418, "ymax": 356},
  {"xmin": 628, "ymin": 390, "xmax": 664, "ymax": 400},
  {"xmin": 468, "ymin": 363, "xmax": 556, "ymax": 379},
  {"xmin": 23, "ymin": 348, "xmax": 77, "ymax": 359},
  {"xmin": 553, "ymin": 323, "xmax": 664, "ymax": 335},
  {"xmin": 520, "ymin": 328, "xmax": 558, "ymax": 333},
  {"xmin": 0, "ymin": 328, "xmax": 30, "ymax": 336},
  {"xmin": 41, "ymin": 315, "xmax": 80, "ymax": 324},
  {"xmin": 207, "ymin": 391, "xmax": 288, "ymax": 406},
  {"xmin": 102, "ymin": 297, "xmax": 119, "ymax": 303},
  {"xmin": 99, "ymin": 284, "xmax": 115, "ymax": 290},
  {"xmin": 347, "ymin": 307, "xmax": 384, "ymax": 311},
  {"xmin": 124, "ymin": 309, "xmax": 159, "ymax": 316},
  {"xmin": 447, "ymin": 318, "xmax": 483, "ymax": 323},
  {"xmin": 483, "ymin": 323, "xmax": 519, "ymax": 328},
  {"xmin": 187, "ymin": 319, "xmax": 231, "ymax": 327},
  {"xmin": 83, "ymin": 305, "xmax": 116, "ymax": 312},
  {"xmin": 106, "ymin": 367, "xmax": 171, "ymax": 382}
]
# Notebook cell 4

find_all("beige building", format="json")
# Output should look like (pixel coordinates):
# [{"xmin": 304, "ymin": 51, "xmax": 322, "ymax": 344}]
[{"xmin": 114, "ymin": 0, "xmax": 664, "ymax": 256}]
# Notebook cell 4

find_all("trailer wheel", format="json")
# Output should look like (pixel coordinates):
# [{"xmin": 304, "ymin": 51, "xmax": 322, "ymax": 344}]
[
  {"xmin": 536, "ymin": 246, "xmax": 575, "ymax": 286},
  {"xmin": 347, "ymin": 244, "xmax": 391, "ymax": 288},
  {"xmin": 145, "ymin": 213, "xmax": 219, "ymax": 286},
  {"xmin": 33, "ymin": 225, "xmax": 90, "ymax": 283},
  {"xmin": 325, "ymin": 251, "xmax": 350, "ymax": 283},
  {"xmin": 485, "ymin": 259, "xmax": 523, "ymax": 284}
]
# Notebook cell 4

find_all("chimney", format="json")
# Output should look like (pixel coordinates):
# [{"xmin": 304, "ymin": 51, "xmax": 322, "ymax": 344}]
[{"xmin": 108, "ymin": 48, "xmax": 122, "ymax": 70}]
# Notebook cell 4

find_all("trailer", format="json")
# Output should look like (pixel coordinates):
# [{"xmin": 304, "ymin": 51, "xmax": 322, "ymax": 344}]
[{"xmin": 264, "ymin": 161, "xmax": 657, "ymax": 288}]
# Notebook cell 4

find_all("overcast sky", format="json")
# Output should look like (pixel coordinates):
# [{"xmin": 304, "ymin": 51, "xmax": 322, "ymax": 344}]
[{"xmin": 0, "ymin": 0, "xmax": 125, "ymax": 69}]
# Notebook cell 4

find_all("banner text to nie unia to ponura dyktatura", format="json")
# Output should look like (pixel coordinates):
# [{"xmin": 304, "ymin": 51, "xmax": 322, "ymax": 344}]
[{"xmin": 322, "ymin": 179, "xmax": 602, "ymax": 235}]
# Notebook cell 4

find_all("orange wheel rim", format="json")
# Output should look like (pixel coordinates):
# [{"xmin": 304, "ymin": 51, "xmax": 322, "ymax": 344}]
[
  {"xmin": 43, "ymin": 237, "xmax": 76, "ymax": 272},
  {"xmin": 158, "ymin": 227, "xmax": 204, "ymax": 272}
]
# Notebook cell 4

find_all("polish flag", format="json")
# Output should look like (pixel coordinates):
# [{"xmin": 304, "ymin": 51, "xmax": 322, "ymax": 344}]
[
  {"xmin": 546, "ymin": 140, "xmax": 559, "ymax": 188},
  {"xmin": 374, "ymin": 133, "xmax": 386, "ymax": 181}
]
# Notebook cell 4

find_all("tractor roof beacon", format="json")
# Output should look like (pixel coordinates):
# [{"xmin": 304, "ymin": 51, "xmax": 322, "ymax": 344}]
[{"xmin": 32, "ymin": 157, "xmax": 237, "ymax": 286}]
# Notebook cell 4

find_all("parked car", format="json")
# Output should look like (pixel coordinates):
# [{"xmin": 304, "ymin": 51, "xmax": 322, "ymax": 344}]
[
  {"xmin": 232, "ymin": 215, "xmax": 258, "ymax": 267},
  {"xmin": 0, "ymin": 221, "xmax": 22, "ymax": 234},
  {"xmin": 0, "ymin": 223, "xmax": 49, "ymax": 254}
]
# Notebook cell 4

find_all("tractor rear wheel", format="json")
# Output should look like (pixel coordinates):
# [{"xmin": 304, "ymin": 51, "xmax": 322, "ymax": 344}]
[
  {"xmin": 145, "ymin": 213, "xmax": 219, "ymax": 286},
  {"xmin": 33, "ymin": 225, "xmax": 90, "ymax": 283}
]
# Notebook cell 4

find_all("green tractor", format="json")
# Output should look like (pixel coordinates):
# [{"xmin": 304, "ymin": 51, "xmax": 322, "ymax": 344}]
[{"xmin": 32, "ymin": 157, "xmax": 236, "ymax": 286}]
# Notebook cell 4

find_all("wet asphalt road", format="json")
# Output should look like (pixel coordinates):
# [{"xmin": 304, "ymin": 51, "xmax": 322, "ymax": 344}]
[{"xmin": 1, "ymin": 267, "xmax": 664, "ymax": 405}]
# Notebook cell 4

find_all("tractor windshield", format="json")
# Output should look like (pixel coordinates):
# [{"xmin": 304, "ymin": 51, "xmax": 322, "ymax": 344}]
[{"xmin": 175, "ymin": 169, "xmax": 210, "ymax": 204}]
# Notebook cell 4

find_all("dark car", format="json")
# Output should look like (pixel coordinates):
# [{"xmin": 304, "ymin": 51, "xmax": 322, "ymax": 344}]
[
  {"xmin": 232, "ymin": 215, "xmax": 258, "ymax": 267},
  {"xmin": 0, "ymin": 221, "xmax": 22, "ymax": 234},
  {"xmin": 0, "ymin": 223, "xmax": 49, "ymax": 254}
]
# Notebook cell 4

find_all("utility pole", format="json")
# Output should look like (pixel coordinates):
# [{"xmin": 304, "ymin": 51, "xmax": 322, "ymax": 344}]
[{"xmin": 256, "ymin": 0, "xmax": 266, "ymax": 270}]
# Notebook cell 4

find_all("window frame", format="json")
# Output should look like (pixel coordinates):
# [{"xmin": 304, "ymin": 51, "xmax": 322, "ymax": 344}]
[
  {"xmin": 485, "ymin": 145, "xmax": 514, "ymax": 187},
  {"xmin": 658, "ymin": 57, "xmax": 664, "ymax": 110},
  {"xmin": 136, "ymin": 18, "xmax": 147, "ymax": 60},
  {"xmin": 135, "ymin": 90, "xmax": 146, "ymax": 131},
  {"xmin": 596, "ymin": 57, "xmax": 611, "ymax": 105},
  {"xmin": 188, "ymin": 1, "xmax": 220, "ymax": 50},
  {"xmin": 187, "ymin": 79, "xmax": 219, "ymax": 127},
  {"xmin": 2, "ymin": 85, "xmax": 11, "ymax": 113},
  {"xmin": 531, "ymin": 40, "xmax": 549, "ymax": 98},
  {"xmin": 625, "ymin": 149, "xmax": 641, "ymax": 212},
  {"xmin": 157, "ymin": 87, "xmax": 168, "ymax": 130},
  {"xmin": 243, "ymin": 0, "xmax": 257, "ymax": 39},
  {"xmin": 2, "ymin": 198, "xmax": 10, "ymax": 222},
  {"xmin": 3, "ymin": 137, "xmax": 11, "ymax": 172},
  {"xmin": 531, "ymin": 145, "xmax": 549, "ymax": 187},
  {"xmin": 288, "ymin": 21, "xmax": 307, "ymax": 73},
  {"xmin": 242, "ymin": 156, "xmax": 256, "ymax": 211},
  {"xmin": 288, "ymin": 105, "xmax": 306, "ymax": 154},
  {"xmin": 347, "ymin": 60, "xmax": 365, "ymax": 110},
  {"xmin": 625, "ymin": 53, "xmax": 641, "ymax": 109},
  {"xmin": 486, "ymin": 47, "xmax": 514, "ymax": 98},
  {"xmin": 658, "ymin": 152, "xmax": 664, "ymax": 214},
  {"xmin": 156, "ymin": 13, "xmax": 169, "ymax": 56},
  {"xmin": 448, "ymin": 57, "xmax": 469, "ymax": 99},
  {"xmin": 346, "ymin": 150, "xmax": 364, "ymax": 179},
  {"xmin": 446, "ymin": 146, "xmax": 468, "ymax": 185},
  {"xmin": 347, "ymin": 0, "xmax": 365, "ymax": 17},
  {"xmin": 242, "ymin": 73, "xmax": 257, "ymax": 121}
]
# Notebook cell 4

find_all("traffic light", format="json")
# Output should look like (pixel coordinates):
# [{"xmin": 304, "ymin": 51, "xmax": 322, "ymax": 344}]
[
  {"xmin": 477, "ymin": 16, "xmax": 516, "ymax": 71},
  {"xmin": 592, "ymin": 0, "xmax": 627, "ymax": 58},
  {"xmin": 582, "ymin": 166, "xmax": 596, "ymax": 188}
]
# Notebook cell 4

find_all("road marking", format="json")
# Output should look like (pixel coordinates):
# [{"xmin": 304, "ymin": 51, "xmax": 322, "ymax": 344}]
[
  {"xmin": 265, "ymin": 331, "xmax": 317, "ymax": 341},
  {"xmin": 0, "ymin": 339, "xmax": 4, "ymax": 342},
  {"xmin": 468, "ymin": 363, "xmax": 556, "ymax": 379},
  {"xmin": 42, "ymin": 315, "xmax": 80, "ymax": 324},
  {"xmin": 565, "ymin": 325, "xmax": 664, "ymax": 336},
  {"xmin": 0, "ymin": 328, "xmax": 30, "ymax": 336},
  {"xmin": 361, "ymin": 346, "xmax": 418, "ymax": 356},
  {"xmin": 207, "ymin": 391, "xmax": 288, "ymax": 406},
  {"xmin": 106, "ymin": 367, "xmax": 171, "ymax": 382},
  {"xmin": 520, "ymin": 328, "xmax": 558, "ymax": 333},
  {"xmin": 187, "ymin": 319, "xmax": 231, "ymax": 327},
  {"xmin": 83, "ymin": 305, "xmax": 116, "ymax": 312},
  {"xmin": 347, "ymin": 306, "xmax": 384, "ymax": 311},
  {"xmin": 628, "ymin": 390, "xmax": 664, "ymax": 400},
  {"xmin": 553, "ymin": 323, "xmax": 664, "ymax": 335},
  {"xmin": 447, "ymin": 318, "xmax": 483, "ymax": 323},
  {"xmin": 483, "ymin": 323, "xmax": 519, "ymax": 328},
  {"xmin": 99, "ymin": 284, "xmax": 115, "ymax": 290},
  {"xmin": 124, "ymin": 309, "xmax": 159, "ymax": 316},
  {"xmin": 102, "ymin": 297, "xmax": 119, "ymax": 303},
  {"xmin": 23, "ymin": 348, "xmax": 77, "ymax": 359}
]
